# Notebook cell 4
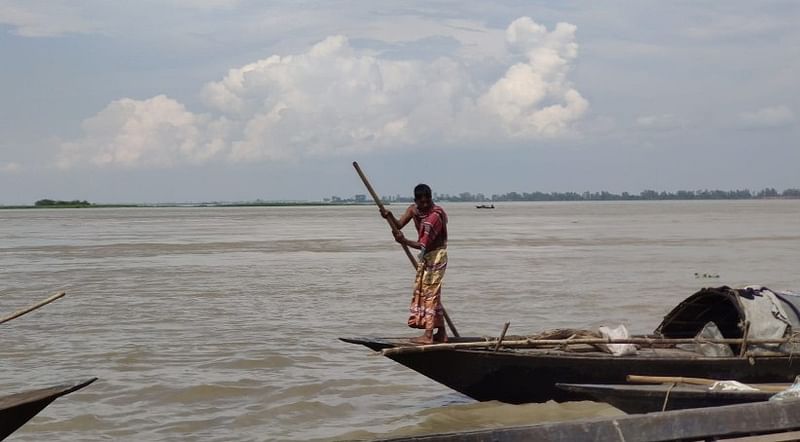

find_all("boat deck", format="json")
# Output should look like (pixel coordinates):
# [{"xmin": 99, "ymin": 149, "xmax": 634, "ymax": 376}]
[{"xmin": 341, "ymin": 336, "xmax": 706, "ymax": 359}]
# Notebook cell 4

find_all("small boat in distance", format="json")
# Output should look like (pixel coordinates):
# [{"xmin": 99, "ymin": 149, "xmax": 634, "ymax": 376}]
[
  {"xmin": 0, "ymin": 378, "xmax": 97, "ymax": 440},
  {"xmin": 475, "ymin": 204, "xmax": 495, "ymax": 209}
]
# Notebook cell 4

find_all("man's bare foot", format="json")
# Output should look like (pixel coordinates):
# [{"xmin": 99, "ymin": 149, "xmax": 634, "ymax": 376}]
[
  {"xmin": 410, "ymin": 332, "xmax": 434, "ymax": 345},
  {"xmin": 433, "ymin": 328, "xmax": 448, "ymax": 343}
]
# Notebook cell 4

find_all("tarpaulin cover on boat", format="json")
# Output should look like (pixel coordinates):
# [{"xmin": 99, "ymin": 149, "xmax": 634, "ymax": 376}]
[{"xmin": 656, "ymin": 286, "xmax": 800, "ymax": 354}]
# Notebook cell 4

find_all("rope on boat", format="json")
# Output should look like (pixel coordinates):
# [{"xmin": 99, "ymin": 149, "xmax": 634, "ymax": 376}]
[{"xmin": 661, "ymin": 382, "xmax": 677, "ymax": 412}]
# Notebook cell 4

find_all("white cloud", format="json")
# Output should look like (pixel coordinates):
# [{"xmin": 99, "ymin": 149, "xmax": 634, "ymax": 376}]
[
  {"xmin": 636, "ymin": 114, "xmax": 685, "ymax": 131},
  {"xmin": 738, "ymin": 105, "xmax": 795, "ymax": 129},
  {"xmin": 59, "ymin": 17, "xmax": 588, "ymax": 168},
  {"xmin": 0, "ymin": 162, "xmax": 21, "ymax": 173},
  {"xmin": 57, "ymin": 95, "xmax": 229, "ymax": 168},
  {"xmin": 478, "ymin": 19, "xmax": 588, "ymax": 138}
]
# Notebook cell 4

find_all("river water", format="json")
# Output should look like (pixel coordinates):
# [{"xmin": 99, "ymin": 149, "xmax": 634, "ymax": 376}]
[{"xmin": 1, "ymin": 201, "xmax": 799, "ymax": 441}]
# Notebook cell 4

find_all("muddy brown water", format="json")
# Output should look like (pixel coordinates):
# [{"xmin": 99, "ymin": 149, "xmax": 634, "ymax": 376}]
[{"xmin": 1, "ymin": 201, "xmax": 799, "ymax": 440}]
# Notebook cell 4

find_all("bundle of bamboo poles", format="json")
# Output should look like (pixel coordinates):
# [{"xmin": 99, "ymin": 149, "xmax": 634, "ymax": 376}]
[{"xmin": 381, "ymin": 335, "xmax": 800, "ymax": 356}]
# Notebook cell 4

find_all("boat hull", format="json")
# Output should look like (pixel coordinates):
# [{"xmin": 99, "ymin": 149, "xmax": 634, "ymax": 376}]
[
  {"xmin": 342, "ymin": 338, "xmax": 800, "ymax": 404},
  {"xmin": 0, "ymin": 378, "xmax": 97, "ymax": 441},
  {"xmin": 379, "ymin": 398, "xmax": 800, "ymax": 442},
  {"xmin": 388, "ymin": 350, "xmax": 798, "ymax": 404}
]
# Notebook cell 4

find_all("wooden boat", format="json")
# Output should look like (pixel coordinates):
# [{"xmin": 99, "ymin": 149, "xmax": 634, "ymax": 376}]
[
  {"xmin": 342, "ymin": 286, "xmax": 800, "ymax": 404},
  {"xmin": 475, "ymin": 204, "xmax": 494, "ymax": 209},
  {"xmin": 378, "ymin": 398, "xmax": 800, "ymax": 442},
  {"xmin": 0, "ymin": 378, "xmax": 97, "ymax": 441},
  {"xmin": 555, "ymin": 382, "xmax": 778, "ymax": 414}
]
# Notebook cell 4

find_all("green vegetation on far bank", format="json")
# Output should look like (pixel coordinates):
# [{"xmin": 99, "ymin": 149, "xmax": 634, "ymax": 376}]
[
  {"xmin": 35, "ymin": 199, "xmax": 92, "ymax": 208},
  {"xmin": 0, "ymin": 199, "xmax": 373, "ymax": 209},
  {"xmin": 381, "ymin": 187, "xmax": 800, "ymax": 203},
  {"xmin": 0, "ymin": 199, "xmax": 139, "ymax": 209},
  {"xmin": 2, "ymin": 187, "xmax": 799, "ymax": 209}
]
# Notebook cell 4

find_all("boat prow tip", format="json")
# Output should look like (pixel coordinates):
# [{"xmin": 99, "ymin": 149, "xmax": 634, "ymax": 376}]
[{"xmin": 340, "ymin": 337, "xmax": 408, "ymax": 351}]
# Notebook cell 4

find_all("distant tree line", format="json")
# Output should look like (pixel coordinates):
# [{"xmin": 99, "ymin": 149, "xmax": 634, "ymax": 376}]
[
  {"xmin": 377, "ymin": 188, "xmax": 800, "ymax": 203},
  {"xmin": 34, "ymin": 199, "xmax": 92, "ymax": 207}
]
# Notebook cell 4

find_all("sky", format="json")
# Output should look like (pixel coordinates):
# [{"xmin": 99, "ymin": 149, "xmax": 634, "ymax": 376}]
[{"xmin": 0, "ymin": 1, "xmax": 798, "ymax": 203}]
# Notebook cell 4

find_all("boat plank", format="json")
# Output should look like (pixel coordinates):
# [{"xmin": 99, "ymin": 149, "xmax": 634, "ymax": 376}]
[
  {"xmin": 556, "ymin": 382, "xmax": 777, "ymax": 414},
  {"xmin": 380, "ymin": 399, "xmax": 800, "ymax": 442}
]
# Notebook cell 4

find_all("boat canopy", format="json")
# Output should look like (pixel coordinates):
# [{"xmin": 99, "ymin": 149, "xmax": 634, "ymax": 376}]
[{"xmin": 656, "ymin": 286, "xmax": 800, "ymax": 348}]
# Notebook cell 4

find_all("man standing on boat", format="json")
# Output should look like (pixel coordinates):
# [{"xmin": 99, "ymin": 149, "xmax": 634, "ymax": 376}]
[{"xmin": 382, "ymin": 184, "xmax": 449, "ymax": 344}]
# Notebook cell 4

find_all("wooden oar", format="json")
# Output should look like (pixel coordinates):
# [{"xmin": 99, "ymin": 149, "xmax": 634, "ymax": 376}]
[
  {"xmin": 352, "ymin": 161, "xmax": 460, "ymax": 337},
  {"xmin": 0, "ymin": 291, "xmax": 65, "ymax": 325}
]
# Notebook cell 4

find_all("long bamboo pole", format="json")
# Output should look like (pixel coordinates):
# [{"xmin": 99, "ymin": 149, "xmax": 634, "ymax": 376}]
[
  {"xmin": 0, "ymin": 291, "xmax": 65, "ymax": 325},
  {"xmin": 381, "ymin": 335, "xmax": 799, "ymax": 356},
  {"xmin": 352, "ymin": 161, "xmax": 459, "ymax": 337},
  {"xmin": 626, "ymin": 375, "xmax": 788, "ymax": 393}
]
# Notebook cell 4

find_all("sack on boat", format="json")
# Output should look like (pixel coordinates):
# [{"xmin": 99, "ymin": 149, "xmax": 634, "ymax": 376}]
[{"xmin": 597, "ymin": 324, "xmax": 637, "ymax": 356}]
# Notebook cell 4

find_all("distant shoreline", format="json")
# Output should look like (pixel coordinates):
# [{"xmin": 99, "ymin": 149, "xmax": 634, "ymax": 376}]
[
  {"xmin": 4, "ymin": 188, "xmax": 799, "ymax": 209},
  {"xmin": 0, "ymin": 202, "xmax": 377, "ymax": 209},
  {"xmin": 1, "ymin": 199, "xmax": 798, "ymax": 209}
]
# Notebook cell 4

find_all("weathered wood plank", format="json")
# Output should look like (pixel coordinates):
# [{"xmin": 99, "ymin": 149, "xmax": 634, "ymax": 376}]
[{"xmin": 380, "ymin": 399, "xmax": 800, "ymax": 442}]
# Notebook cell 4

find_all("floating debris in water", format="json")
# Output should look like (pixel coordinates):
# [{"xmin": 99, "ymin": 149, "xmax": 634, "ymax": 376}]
[{"xmin": 694, "ymin": 272, "xmax": 720, "ymax": 278}]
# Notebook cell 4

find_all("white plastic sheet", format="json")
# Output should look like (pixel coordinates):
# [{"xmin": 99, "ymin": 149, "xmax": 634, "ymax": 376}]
[
  {"xmin": 770, "ymin": 376, "xmax": 800, "ymax": 401},
  {"xmin": 709, "ymin": 381, "xmax": 759, "ymax": 392},
  {"xmin": 695, "ymin": 321, "xmax": 735, "ymax": 357},
  {"xmin": 598, "ymin": 324, "xmax": 637, "ymax": 356}
]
